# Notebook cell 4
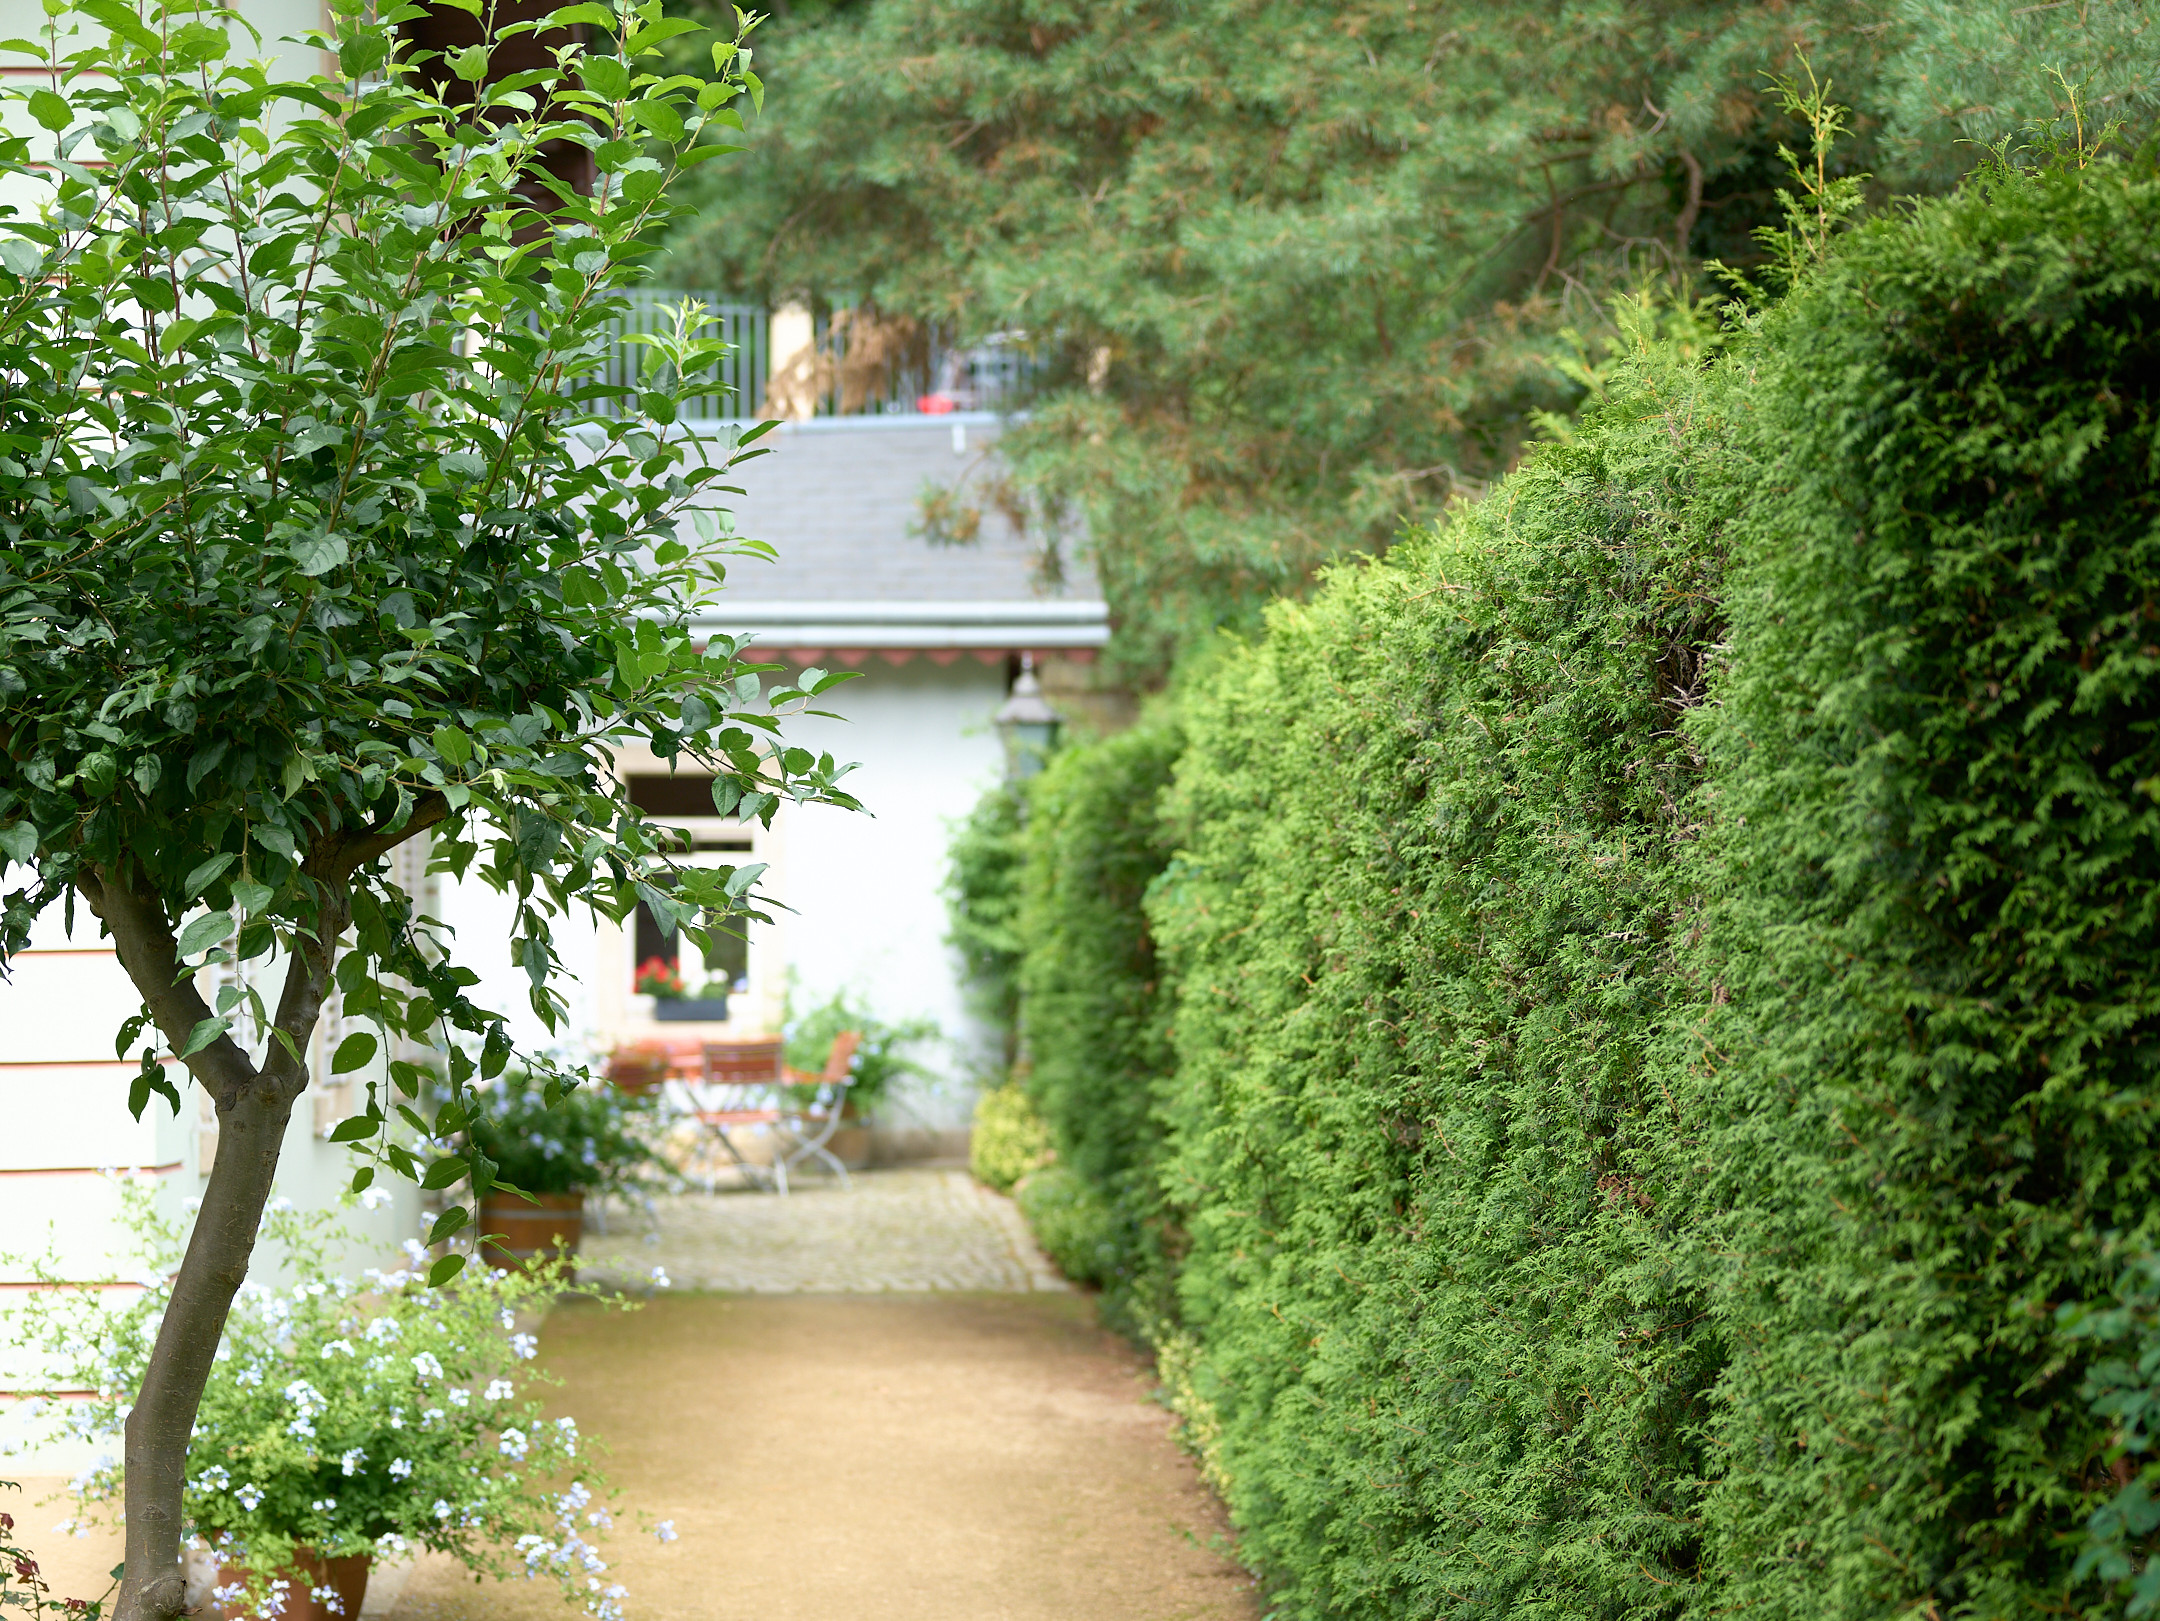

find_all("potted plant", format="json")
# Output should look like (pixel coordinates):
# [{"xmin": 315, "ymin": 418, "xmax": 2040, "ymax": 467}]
[
  {"xmin": 11, "ymin": 1193, "xmax": 676, "ymax": 1621},
  {"xmin": 638, "ymin": 956, "xmax": 729, "ymax": 1023},
  {"xmin": 458, "ymin": 1072, "xmax": 665, "ymax": 1274},
  {"xmin": 783, "ymin": 990, "xmax": 939, "ymax": 1171}
]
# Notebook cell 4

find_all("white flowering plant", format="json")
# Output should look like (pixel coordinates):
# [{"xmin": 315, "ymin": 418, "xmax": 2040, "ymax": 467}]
[{"xmin": 7, "ymin": 1189, "xmax": 672, "ymax": 1620}]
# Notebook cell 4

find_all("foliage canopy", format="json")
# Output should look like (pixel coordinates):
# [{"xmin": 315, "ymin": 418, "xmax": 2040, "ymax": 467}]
[
  {"xmin": 668, "ymin": 0, "xmax": 2158, "ymax": 676},
  {"xmin": 0, "ymin": 1, "xmax": 846, "ymax": 1615}
]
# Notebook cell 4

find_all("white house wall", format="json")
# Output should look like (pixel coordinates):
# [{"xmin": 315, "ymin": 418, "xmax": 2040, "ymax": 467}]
[
  {"xmin": 434, "ymin": 655, "xmax": 1009, "ymax": 1135},
  {"xmin": 0, "ymin": 905, "xmax": 424, "ymax": 1470}
]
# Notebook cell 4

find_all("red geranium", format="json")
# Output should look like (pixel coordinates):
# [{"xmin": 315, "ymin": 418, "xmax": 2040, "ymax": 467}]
[{"xmin": 634, "ymin": 957, "xmax": 687, "ymax": 999}]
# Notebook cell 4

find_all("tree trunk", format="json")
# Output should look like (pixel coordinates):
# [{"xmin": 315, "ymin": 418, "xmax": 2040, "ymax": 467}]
[{"xmin": 79, "ymin": 867, "xmax": 345, "ymax": 1621}]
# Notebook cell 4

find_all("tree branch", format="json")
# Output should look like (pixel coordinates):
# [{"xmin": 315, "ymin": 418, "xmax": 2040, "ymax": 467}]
[
  {"xmin": 320, "ymin": 788, "xmax": 451, "ymax": 878},
  {"xmin": 77, "ymin": 865, "xmax": 254, "ymax": 1102},
  {"xmin": 1675, "ymin": 148, "xmax": 1704, "ymax": 264}
]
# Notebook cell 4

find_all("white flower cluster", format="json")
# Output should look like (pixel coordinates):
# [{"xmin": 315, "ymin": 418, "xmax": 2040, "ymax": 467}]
[
  {"xmin": 282, "ymin": 1379, "xmax": 325, "ymax": 1440},
  {"xmin": 512, "ymin": 1483, "xmax": 629, "ymax": 1619}
]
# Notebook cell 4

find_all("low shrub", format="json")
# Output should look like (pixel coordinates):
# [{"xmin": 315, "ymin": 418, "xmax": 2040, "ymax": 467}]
[
  {"xmin": 11, "ymin": 1192, "xmax": 664, "ymax": 1619},
  {"xmin": 1014, "ymin": 1163, "xmax": 1121, "ymax": 1288},
  {"xmin": 969, "ymin": 1079, "xmax": 1054, "ymax": 1194},
  {"xmin": 458, "ymin": 1070, "xmax": 662, "ymax": 1200},
  {"xmin": 782, "ymin": 987, "xmax": 936, "ymax": 1116}
]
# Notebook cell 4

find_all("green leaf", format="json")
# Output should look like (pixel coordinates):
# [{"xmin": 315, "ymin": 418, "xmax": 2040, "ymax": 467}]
[
  {"xmin": 183, "ymin": 852, "xmax": 238, "ymax": 897},
  {"xmin": 27, "ymin": 89, "xmax": 70, "ymax": 133},
  {"xmin": 0, "ymin": 239, "xmax": 44, "ymax": 279},
  {"xmin": 514, "ymin": 809, "xmax": 561, "ymax": 865},
  {"xmin": 231, "ymin": 878, "xmax": 274, "ymax": 915},
  {"xmin": 328, "ymin": 1114, "xmax": 378, "ymax": 1143},
  {"xmin": 331, "ymin": 1032, "xmax": 378, "ymax": 1073},
  {"xmin": 428, "ymin": 1204, "xmax": 471, "ymax": 1243},
  {"xmin": 629, "ymin": 98, "xmax": 684, "ymax": 142},
  {"xmin": 583, "ymin": 54, "xmax": 630, "ymax": 99},
  {"xmin": 291, "ymin": 533, "xmax": 349, "ymax": 577},
  {"xmin": 0, "ymin": 821, "xmax": 34, "ymax": 866},
  {"xmin": 421, "ymin": 1155, "xmax": 469, "ymax": 1190},
  {"xmin": 177, "ymin": 1016, "xmax": 231, "ymax": 1059},
  {"xmin": 433, "ymin": 726, "xmax": 473, "ymax": 769},
  {"xmin": 624, "ymin": 15, "xmax": 700, "ymax": 53},
  {"xmin": 175, "ymin": 909, "xmax": 235, "ymax": 959},
  {"xmin": 168, "ymin": 20, "xmax": 228, "ymax": 62},
  {"xmin": 427, "ymin": 1253, "xmax": 466, "ymax": 1287}
]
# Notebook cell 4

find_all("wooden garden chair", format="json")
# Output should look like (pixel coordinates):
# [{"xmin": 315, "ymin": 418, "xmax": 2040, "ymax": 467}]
[
  {"xmin": 774, "ymin": 1030, "xmax": 862, "ymax": 1191},
  {"xmin": 662, "ymin": 1038, "xmax": 786, "ymax": 1193}
]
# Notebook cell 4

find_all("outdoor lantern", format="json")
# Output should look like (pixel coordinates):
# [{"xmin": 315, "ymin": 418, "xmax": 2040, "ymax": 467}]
[{"xmin": 995, "ymin": 654, "xmax": 1062, "ymax": 779}]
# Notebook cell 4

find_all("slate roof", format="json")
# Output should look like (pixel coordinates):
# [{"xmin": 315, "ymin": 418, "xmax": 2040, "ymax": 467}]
[{"xmin": 697, "ymin": 414, "xmax": 1104, "ymax": 607}]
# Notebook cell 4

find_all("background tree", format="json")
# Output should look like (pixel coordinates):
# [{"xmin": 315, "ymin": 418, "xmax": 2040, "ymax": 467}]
[
  {"xmin": 662, "ymin": 0, "xmax": 2159, "ymax": 679},
  {"xmin": 0, "ymin": 3, "xmax": 851, "ymax": 1618}
]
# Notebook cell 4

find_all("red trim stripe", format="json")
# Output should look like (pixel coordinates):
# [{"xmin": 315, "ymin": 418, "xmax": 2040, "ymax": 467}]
[
  {"xmin": 0, "ymin": 1058, "xmax": 178, "ymax": 1069},
  {"xmin": 0, "ymin": 1163, "xmax": 182, "ymax": 1177}
]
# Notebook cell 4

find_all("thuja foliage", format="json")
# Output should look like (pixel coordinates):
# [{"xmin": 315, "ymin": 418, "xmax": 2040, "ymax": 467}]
[
  {"xmin": 1013, "ymin": 722, "xmax": 1180, "ymax": 1323},
  {"xmin": 1675, "ymin": 150, "xmax": 2160, "ymax": 1618},
  {"xmin": 941, "ymin": 777, "xmax": 1027, "ymax": 1058},
  {"xmin": 667, "ymin": 0, "xmax": 2158, "ymax": 678},
  {"xmin": 993, "ymin": 153, "xmax": 2160, "ymax": 1616},
  {"xmin": 1152, "ymin": 338, "xmax": 1741, "ymax": 1617},
  {"xmin": 0, "ymin": 3, "xmax": 854, "ymax": 1617}
]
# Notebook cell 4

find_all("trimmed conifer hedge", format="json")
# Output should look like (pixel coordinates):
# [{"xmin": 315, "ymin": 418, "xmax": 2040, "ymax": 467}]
[
  {"xmin": 984, "ymin": 153, "xmax": 2160, "ymax": 1618},
  {"xmin": 1677, "ymin": 156, "xmax": 2160, "ymax": 1618},
  {"xmin": 1013, "ymin": 721, "xmax": 1183, "ymax": 1324}
]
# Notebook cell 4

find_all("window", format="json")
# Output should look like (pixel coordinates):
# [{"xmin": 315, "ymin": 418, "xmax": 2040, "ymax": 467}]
[{"xmin": 632, "ymin": 866, "xmax": 754, "ymax": 996}]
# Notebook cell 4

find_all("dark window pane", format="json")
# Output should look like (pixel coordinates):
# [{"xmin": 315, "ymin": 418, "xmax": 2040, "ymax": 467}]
[
  {"xmin": 633, "ymin": 895, "xmax": 674, "ymax": 972},
  {"xmin": 627, "ymin": 774, "xmax": 721, "ymax": 818}
]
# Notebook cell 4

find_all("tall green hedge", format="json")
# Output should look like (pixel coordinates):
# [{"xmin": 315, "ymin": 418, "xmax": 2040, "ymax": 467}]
[
  {"xmin": 1012, "ymin": 722, "xmax": 1182, "ymax": 1321},
  {"xmin": 1676, "ymin": 157, "xmax": 2160, "ymax": 1618},
  {"xmin": 1150, "ymin": 340, "xmax": 1741, "ymax": 1617},
  {"xmin": 994, "ymin": 154, "xmax": 2160, "ymax": 1618}
]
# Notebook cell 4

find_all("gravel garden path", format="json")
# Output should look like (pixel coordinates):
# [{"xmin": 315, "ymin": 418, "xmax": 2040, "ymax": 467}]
[{"xmin": 381, "ymin": 1169, "xmax": 1260, "ymax": 1621}]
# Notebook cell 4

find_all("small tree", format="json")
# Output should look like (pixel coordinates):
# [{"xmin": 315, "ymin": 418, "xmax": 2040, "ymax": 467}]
[{"xmin": 0, "ymin": 3, "xmax": 853, "ymax": 1619}]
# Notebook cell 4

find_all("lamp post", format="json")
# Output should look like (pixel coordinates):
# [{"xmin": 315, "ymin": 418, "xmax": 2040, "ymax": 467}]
[{"xmin": 995, "ymin": 653, "xmax": 1062, "ymax": 780}]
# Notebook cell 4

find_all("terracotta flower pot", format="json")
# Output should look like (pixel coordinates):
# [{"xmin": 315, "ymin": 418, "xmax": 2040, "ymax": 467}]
[
  {"xmin": 825, "ymin": 1123, "xmax": 872, "ymax": 1172},
  {"xmin": 478, "ymin": 1191, "xmax": 584, "ymax": 1276},
  {"xmin": 215, "ymin": 1550, "xmax": 368, "ymax": 1621},
  {"xmin": 604, "ymin": 1045, "xmax": 670, "ymax": 1095}
]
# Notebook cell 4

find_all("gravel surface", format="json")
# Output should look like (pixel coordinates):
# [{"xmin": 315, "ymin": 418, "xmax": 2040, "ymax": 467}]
[{"xmin": 579, "ymin": 1168, "xmax": 1070, "ymax": 1295}]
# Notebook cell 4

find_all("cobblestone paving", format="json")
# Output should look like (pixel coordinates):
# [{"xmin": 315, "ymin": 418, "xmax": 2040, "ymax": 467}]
[{"xmin": 579, "ymin": 1167, "xmax": 1070, "ymax": 1294}]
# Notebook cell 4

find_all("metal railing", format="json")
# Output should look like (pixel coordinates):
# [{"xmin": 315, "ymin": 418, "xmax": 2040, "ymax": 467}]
[
  {"xmin": 811, "ymin": 314, "xmax": 1036, "ymax": 417},
  {"xmin": 593, "ymin": 294, "xmax": 1037, "ymax": 420},
  {"xmin": 593, "ymin": 291, "xmax": 766, "ymax": 420}
]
